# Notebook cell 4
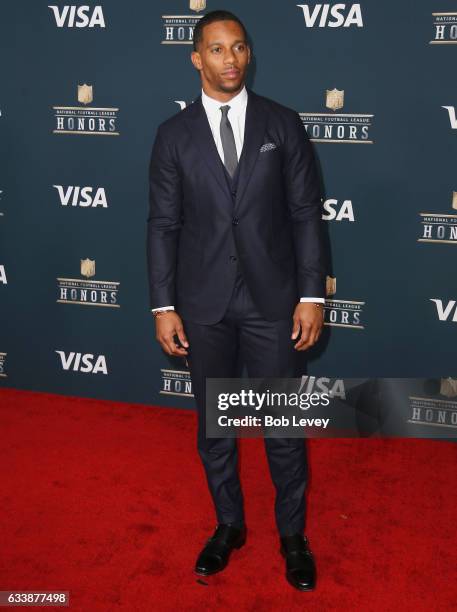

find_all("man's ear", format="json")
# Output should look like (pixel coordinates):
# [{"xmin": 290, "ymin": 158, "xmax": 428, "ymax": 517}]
[{"xmin": 191, "ymin": 51, "xmax": 202, "ymax": 70}]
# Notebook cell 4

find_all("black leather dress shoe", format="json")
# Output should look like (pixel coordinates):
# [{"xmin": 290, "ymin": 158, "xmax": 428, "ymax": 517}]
[
  {"xmin": 195, "ymin": 523, "xmax": 246, "ymax": 576},
  {"xmin": 280, "ymin": 533, "xmax": 316, "ymax": 591}
]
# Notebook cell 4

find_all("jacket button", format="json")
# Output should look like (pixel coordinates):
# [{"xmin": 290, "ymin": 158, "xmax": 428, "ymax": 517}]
[
  {"xmin": 231, "ymin": 189, "xmax": 237, "ymax": 197},
  {"xmin": 232, "ymin": 217, "xmax": 239, "ymax": 225},
  {"xmin": 229, "ymin": 255, "xmax": 237, "ymax": 261}
]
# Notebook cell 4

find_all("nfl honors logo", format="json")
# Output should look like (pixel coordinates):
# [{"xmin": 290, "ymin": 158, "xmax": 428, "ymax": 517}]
[
  {"xmin": 300, "ymin": 88, "xmax": 374, "ymax": 143},
  {"xmin": 57, "ymin": 259, "xmax": 120, "ymax": 307},
  {"xmin": 430, "ymin": 12, "xmax": 457, "ymax": 44},
  {"xmin": 161, "ymin": 0, "xmax": 206, "ymax": 44},
  {"xmin": 160, "ymin": 369, "xmax": 194, "ymax": 397},
  {"xmin": 418, "ymin": 191, "xmax": 457, "ymax": 245},
  {"xmin": 53, "ymin": 83, "xmax": 119, "ymax": 135},
  {"xmin": 323, "ymin": 276, "xmax": 365, "ymax": 329},
  {"xmin": 408, "ymin": 379, "xmax": 457, "ymax": 429}
]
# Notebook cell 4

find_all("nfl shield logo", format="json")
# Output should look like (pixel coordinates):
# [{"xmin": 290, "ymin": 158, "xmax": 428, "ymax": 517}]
[
  {"xmin": 326, "ymin": 276, "xmax": 336, "ymax": 296},
  {"xmin": 81, "ymin": 258, "xmax": 96, "ymax": 278},
  {"xmin": 78, "ymin": 83, "xmax": 93, "ymax": 105},
  {"xmin": 452, "ymin": 191, "xmax": 457, "ymax": 210},
  {"xmin": 325, "ymin": 89, "xmax": 344, "ymax": 111},
  {"xmin": 190, "ymin": 0, "xmax": 206, "ymax": 12},
  {"xmin": 440, "ymin": 378, "xmax": 457, "ymax": 398}
]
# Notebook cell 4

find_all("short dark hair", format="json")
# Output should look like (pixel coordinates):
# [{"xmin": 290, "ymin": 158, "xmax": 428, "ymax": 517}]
[{"xmin": 192, "ymin": 10, "xmax": 248, "ymax": 51}]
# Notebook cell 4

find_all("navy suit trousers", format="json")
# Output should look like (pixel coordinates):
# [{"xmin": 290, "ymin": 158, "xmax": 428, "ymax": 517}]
[{"xmin": 183, "ymin": 268, "xmax": 309, "ymax": 537}]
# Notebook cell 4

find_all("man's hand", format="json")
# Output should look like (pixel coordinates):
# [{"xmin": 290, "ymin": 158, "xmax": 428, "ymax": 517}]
[
  {"xmin": 154, "ymin": 311, "xmax": 189, "ymax": 356},
  {"xmin": 291, "ymin": 303, "xmax": 324, "ymax": 351}
]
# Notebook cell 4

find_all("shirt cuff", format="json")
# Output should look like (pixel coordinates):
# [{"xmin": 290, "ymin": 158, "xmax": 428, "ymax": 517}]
[
  {"xmin": 300, "ymin": 297, "xmax": 325, "ymax": 304},
  {"xmin": 151, "ymin": 306, "xmax": 175, "ymax": 312}
]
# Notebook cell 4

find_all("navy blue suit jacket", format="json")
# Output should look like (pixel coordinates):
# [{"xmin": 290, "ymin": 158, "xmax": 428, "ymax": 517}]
[{"xmin": 147, "ymin": 87, "xmax": 326, "ymax": 325}]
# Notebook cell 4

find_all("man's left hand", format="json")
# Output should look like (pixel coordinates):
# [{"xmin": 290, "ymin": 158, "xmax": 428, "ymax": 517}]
[{"xmin": 291, "ymin": 303, "xmax": 324, "ymax": 351}]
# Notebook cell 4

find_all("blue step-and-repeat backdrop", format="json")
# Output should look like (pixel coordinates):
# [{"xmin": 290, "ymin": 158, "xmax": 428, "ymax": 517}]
[{"xmin": 1, "ymin": 2, "xmax": 456, "ymax": 430}]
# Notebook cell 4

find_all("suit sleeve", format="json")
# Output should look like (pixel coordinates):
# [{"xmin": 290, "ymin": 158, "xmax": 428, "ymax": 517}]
[
  {"xmin": 146, "ymin": 125, "xmax": 183, "ymax": 309},
  {"xmin": 282, "ymin": 111, "xmax": 327, "ymax": 299}
]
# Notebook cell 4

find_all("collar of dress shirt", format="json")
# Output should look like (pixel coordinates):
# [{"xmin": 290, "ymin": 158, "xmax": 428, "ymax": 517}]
[{"xmin": 201, "ymin": 85, "xmax": 248, "ymax": 119}]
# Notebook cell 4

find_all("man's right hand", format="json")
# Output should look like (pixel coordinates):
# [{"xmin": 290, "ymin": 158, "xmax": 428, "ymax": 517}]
[{"xmin": 154, "ymin": 311, "xmax": 189, "ymax": 356}]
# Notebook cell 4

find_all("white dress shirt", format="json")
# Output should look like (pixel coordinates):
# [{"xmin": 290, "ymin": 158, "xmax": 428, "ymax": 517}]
[
  {"xmin": 151, "ymin": 85, "xmax": 325, "ymax": 312},
  {"xmin": 201, "ymin": 83, "xmax": 247, "ymax": 163}
]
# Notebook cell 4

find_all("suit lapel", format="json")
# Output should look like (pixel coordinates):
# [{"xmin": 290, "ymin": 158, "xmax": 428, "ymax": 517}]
[
  {"xmin": 234, "ymin": 89, "xmax": 268, "ymax": 211},
  {"xmin": 183, "ymin": 94, "xmax": 231, "ymax": 199},
  {"xmin": 183, "ymin": 88, "xmax": 268, "ymax": 208}
]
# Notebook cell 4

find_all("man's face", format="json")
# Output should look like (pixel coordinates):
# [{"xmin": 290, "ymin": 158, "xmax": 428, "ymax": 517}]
[{"xmin": 191, "ymin": 20, "xmax": 251, "ymax": 95}]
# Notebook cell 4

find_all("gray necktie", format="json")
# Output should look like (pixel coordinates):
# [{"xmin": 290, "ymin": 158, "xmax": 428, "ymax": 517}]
[{"xmin": 219, "ymin": 105, "xmax": 238, "ymax": 178}]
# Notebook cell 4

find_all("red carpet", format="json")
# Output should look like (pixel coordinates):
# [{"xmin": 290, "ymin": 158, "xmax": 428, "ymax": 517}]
[{"xmin": 0, "ymin": 388, "xmax": 456, "ymax": 611}]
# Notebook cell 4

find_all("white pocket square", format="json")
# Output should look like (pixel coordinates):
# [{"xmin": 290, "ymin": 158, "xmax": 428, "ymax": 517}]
[{"xmin": 259, "ymin": 142, "xmax": 277, "ymax": 153}]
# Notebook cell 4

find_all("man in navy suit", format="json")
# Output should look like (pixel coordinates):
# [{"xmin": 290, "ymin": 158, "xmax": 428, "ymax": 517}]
[{"xmin": 147, "ymin": 10, "xmax": 326, "ymax": 591}]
